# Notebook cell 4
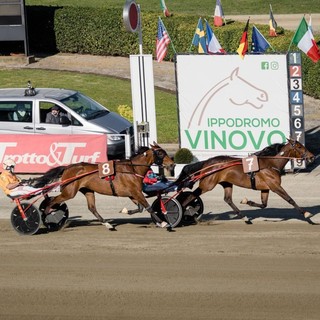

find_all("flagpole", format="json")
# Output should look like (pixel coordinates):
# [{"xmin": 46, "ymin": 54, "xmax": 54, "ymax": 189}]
[
  {"xmin": 288, "ymin": 16, "xmax": 303, "ymax": 52},
  {"xmin": 253, "ymin": 24, "xmax": 276, "ymax": 52},
  {"xmin": 189, "ymin": 17, "xmax": 201, "ymax": 52},
  {"xmin": 159, "ymin": 17, "xmax": 177, "ymax": 54}
]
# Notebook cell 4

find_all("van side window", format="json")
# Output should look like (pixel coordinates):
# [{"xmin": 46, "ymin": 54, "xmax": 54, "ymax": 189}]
[
  {"xmin": 39, "ymin": 101, "xmax": 80, "ymax": 125},
  {"xmin": 0, "ymin": 101, "xmax": 32, "ymax": 122}
]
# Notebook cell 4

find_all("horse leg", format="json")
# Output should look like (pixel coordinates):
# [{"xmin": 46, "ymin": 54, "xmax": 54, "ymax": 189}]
[
  {"xmin": 130, "ymin": 192, "xmax": 170, "ymax": 229},
  {"xmin": 82, "ymin": 190, "xmax": 116, "ymax": 230},
  {"xmin": 119, "ymin": 197, "xmax": 144, "ymax": 215},
  {"xmin": 179, "ymin": 187, "xmax": 202, "ymax": 209},
  {"xmin": 268, "ymin": 183, "xmax": 313, "ymax": 219},
  {"xmin": 241, "ymin": 190, "xmax": 269, "ymax": 209},
  {"xmin": 222, "ymin": 182, "xmax": 252, "ymax": 224},
  {"xmin": 45, "ymin": 193, "xmax": 72, "ymax": 214}
]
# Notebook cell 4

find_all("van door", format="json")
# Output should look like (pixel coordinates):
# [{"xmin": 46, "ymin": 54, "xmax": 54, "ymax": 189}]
[
  {"xmin": 36, "ymin": 101, "xmax": 72, "ymax": 134},
  {"xmin": 0, "ymin": 101, "xmax": 34, "ymax": 134}
]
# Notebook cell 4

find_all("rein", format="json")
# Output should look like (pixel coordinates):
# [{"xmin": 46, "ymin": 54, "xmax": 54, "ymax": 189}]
[
  {"xmin": 176, "ymin": 152, "xmax": 307, "ymax": 188},
  {"xmin": 257, "ymin": 155, "xmax": 306, "ymax": 160},
  {"xmin": 180, "ymin": 159, "xmax": 243, "ymax": 186}
]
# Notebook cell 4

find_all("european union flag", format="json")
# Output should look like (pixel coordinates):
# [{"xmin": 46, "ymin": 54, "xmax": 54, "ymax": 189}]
[{"xmin": 251, "ymin": 25, "xmax": 270, "ymax": 53}]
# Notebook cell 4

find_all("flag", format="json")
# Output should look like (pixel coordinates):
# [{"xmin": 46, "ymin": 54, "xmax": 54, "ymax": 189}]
[
  {"xmin": 205, "ymin": 20, "xmax": 226, "ymax": 53},
  {"xmin": 192, "ymin": 18, "xmax": 208, "ymax": 53},
  {"xmin": 160, "ymin": 0, "xmax": 172, "ymax": 17},
  {"xmin": 308, "ymin": 15, "xmax": 320, "ymax": 55},
  {"xmin": 269, "ymin": 4, "xmax": 277, "ymax": 37},
  {"xmin": 251, "ymin": 25, "xmax": 270, "ymax": 53},
  {"xmin": 237, "ymin": 19, "xmax": 249, "ymax": 59},
  {"xmin": 156, "ymin": 18, "xmax": 170, "ymax": 62},
  {"xmin": 292, "ymin": 17, "xmax": 320, "ymax": 63},
  {"xmin": 214, "ymin": 0, "xmax": 224, "ymax": 27}
]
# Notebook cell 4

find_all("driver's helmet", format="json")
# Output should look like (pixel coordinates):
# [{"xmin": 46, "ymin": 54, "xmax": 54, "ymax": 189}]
[{"xmin": 3, "ymin": 158, "xmax": 16, "ymax": 171}]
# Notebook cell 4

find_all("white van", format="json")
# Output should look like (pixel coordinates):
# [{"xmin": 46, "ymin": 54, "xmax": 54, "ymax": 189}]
[{"xmin": 0, "ymin": 86, "xmax": 134, "ymax": 158}]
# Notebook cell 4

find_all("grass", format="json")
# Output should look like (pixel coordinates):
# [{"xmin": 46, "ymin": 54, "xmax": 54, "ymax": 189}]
[
  {"xmin": 25, "ymin": 0, "xmax": 320, "ymax": 14},
  {"xmin": 5, "ymin": 1, "xmax": 319, "ymax": 143},
  {"xmin": 0, "ymin": 69, "xmax": 178, "ymax": 143}
]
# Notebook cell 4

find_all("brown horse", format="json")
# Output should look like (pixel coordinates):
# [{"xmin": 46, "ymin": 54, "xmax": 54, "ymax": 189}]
[
  {"xmin": 32, "ymin": 143, "xmax": 175, "ymax": 230},
  {"xmin": 175, "ymin": 139, "xmax": 315, "ymax": 223}
]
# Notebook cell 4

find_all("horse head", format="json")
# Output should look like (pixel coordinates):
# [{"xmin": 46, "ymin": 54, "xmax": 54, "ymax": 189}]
[
  {"xmin": 228, "ymin": 67, "xmax": 268, "ymax": 109},
  {"xmin": 281, "ymin": 139, "xmax": 315, "ymax": 165},
  {"xmin": 150, "ymin": 142, "xmax": 175, "ymax": 171}
]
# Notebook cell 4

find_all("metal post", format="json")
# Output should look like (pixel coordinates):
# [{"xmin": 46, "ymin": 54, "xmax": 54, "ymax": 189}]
[
  {"xmin": 137, "ymin": 4, "xmax": 143, "ymax": 55},
  {"xmin": 125, "ymin": 131, "xmax": 132, "ymax": 159}
]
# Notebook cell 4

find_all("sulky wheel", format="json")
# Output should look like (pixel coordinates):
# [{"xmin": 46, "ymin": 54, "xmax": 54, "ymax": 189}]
[
  {"xmin": 176, "ymin": 191, "xmax": 204, "ymax": 222},
  {"xmin": 11, "ymin": 203, "xmax": 41, "ymax": 235},
  {"xmin": 151, "ymin": 196, "xmax": 183, "ymax": 228},
  {"xmin": 39, "ymin": 197, "xmax": 69, "ymax": 232}
]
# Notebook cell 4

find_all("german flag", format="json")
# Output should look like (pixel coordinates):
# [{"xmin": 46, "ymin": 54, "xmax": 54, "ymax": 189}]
[{"xmin": 237, "ymin": 19, "xmax": 249, "ymax": 59}]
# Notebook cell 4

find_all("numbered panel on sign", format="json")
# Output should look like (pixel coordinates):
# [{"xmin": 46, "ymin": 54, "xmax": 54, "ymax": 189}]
[
  {"xmin": 289, "ymin": 65, "xmax": 302, "ymax": 77},
  {"xmin": 290, "ymin": 78, "xmax": 302, "ymax": 91},
  {"xmin": 290, "ymin": 91, "xmax": 303, "ymax": 104}
]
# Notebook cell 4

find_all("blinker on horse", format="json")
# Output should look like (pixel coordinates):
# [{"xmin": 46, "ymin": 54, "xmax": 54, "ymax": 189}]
[
  {"xmin": 32, "ymin": 143, "xmax": 175, "ymax": 230},
  {"xmin": 176, "ymin": 139, "xmax": 315, "ymax": 223}
]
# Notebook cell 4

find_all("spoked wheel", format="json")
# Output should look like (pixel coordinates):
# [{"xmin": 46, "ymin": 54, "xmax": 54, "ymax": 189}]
[
  {"xmin": 151, "ymin": 196, "xmax": 183, "ymax": 228},
  {"xmin": 39, "ymin": 197, "xmax": 69, "ymax": 232},
  {"xmin": 11, "ymin": 203, "xmax": 41, "ymax": 235},
  {"xmin": 176, "ymin": 191, "xmax": 204, "ymax": 222}
]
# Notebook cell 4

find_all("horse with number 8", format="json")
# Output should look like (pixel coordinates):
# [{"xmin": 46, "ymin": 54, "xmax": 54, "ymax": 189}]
[
  {"xmin": 175, "ymin": 139, "xmax": 315, "ymax": 223},
  {"xmin": 31, "ymin": 143, "xmax": 175, "ymax": 230}
]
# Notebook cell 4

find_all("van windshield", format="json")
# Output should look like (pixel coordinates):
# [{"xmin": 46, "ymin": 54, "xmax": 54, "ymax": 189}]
[{"xmin": 60, "ymin": 92, "xmax": 110, "ymax": 120}]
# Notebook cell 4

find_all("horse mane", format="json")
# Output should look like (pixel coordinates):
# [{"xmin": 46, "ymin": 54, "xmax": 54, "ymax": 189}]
[
  {"xmin": 30, "ymin": 165, "xmax": 68, "ymax": 188},
  {"xmin": 254, "ymin": 143, "xmax": 285, "ymax": 156}
]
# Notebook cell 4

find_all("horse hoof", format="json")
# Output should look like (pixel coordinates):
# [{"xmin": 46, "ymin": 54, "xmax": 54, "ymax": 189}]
[
  {"xmin": 120, "ymin": 207, "xmax": 128, "ymax": 214},
  {"xmin": 240, "ymin": 197, "xmax": 248, "ymax": 204},
  {"xmin": 304, "ymin": 212, "xmax": 313, "ymax": 219},
  {"xmin": 242, "ymin": 216, "xmax": 252, "ymax": 224},
  {"xmin": 156, "ymin": 221, "xmax": 170, "ymax": 228},
  {"xmin": 109, "ymin": 227, "xmax": 117, "ymax": 231}
]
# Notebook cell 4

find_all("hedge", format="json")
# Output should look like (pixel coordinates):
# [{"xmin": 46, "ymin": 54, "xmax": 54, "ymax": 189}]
[{"xmin": 26, "ymin": 6, "xmax": 320, "ymax": 98}]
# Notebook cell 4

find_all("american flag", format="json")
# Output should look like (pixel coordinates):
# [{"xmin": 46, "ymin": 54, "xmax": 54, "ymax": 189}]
[{"xmin": 156, "ymin": 19, "xmax": 170, "ymax": 62}]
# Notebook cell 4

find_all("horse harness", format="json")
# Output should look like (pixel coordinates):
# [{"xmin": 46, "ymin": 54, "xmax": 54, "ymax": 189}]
[
  {"xmin": 248, "ymin": 172, "xmax": 257, "ymax": 190},
  {"xmin": 104, "ymin": 148, "xmax": 168, "ymax": 196}
]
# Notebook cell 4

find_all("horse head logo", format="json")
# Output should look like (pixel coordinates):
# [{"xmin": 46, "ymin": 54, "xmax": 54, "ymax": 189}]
[{"xmin": 188, "ymin": 67, "xmax": 269, "ymax": 128}]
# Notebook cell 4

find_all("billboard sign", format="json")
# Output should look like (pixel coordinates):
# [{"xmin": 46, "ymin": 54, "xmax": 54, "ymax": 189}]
[
  {"xmin": 175, "ymin": 54, "xmax": 302, "ymax": 161},
  {"xmin": 0, "ymin": 135, "xmax": 107, "ymax": 173}
]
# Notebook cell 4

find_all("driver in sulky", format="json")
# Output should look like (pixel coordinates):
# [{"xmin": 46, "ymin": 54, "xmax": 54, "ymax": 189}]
[{"xmin": 0, "ymin": 159, "xmax": 42, "ymax": 198}]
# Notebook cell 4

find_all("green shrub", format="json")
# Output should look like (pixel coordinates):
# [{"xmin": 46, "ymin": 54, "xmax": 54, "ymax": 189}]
[
  {"xmin": 25, "ymin": 6, "xmax": 320, "ymax": 99},
  {"xmin": 117, "ymin": 104, "xmax": 133, "ymax": 122},
  {"xmin": 174, "ymin": 148, "xmax": 194, "ymax": 164}
]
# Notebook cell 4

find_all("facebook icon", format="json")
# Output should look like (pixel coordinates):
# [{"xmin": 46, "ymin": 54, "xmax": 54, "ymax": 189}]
[{"xmin": 261, "ymin": 61, "xmax": 269, "ymax": 70}]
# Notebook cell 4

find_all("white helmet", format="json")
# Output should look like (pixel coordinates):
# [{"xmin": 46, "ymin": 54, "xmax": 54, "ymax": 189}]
[{"xmin": 3, "ymin": 158, "xmax": 16, "ymax": 171}]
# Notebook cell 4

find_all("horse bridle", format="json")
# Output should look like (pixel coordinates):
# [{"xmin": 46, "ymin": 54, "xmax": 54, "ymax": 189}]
[
  {"xmin": 288, "ymin": 140, "xmax": 308, "ymax": 161},
  {"xmin": 153, "ymin": 148, "xmax": 167, "ymax": 166}
]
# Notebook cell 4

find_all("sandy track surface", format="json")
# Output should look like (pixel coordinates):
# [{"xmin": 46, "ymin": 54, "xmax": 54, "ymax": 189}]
[
  {"xmin": 0, "ymin": 171, "xmax": 320, "ymax": 320},
  {"xmin": 0, "ymin": 219, "xmax": 320, "ymax": 320}
]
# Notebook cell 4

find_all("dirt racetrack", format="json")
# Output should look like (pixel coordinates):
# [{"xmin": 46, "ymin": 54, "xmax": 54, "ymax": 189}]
[{"xmin": 0, "ymin": 171, "xmax": 320, "ymax": 320}]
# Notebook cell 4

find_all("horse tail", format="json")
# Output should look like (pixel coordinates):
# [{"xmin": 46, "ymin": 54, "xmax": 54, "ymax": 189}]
[
  {"xmin": 31, "ymin": 166, "xmax": 68, "ymax": 188},
  {"xmin": 174, "ymin": 162, "xmax": 204, "ymax": 189}
]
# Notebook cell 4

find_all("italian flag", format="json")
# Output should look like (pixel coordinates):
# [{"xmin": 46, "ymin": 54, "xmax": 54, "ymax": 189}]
[{"xmin": 292, "ymin": 17, "xmax": 320, "ymax": 63}]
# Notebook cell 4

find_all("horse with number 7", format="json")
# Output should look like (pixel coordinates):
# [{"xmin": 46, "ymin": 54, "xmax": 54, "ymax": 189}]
[{"xmin": 175, "ymin": 139, "xmax": 315, "ymax": 223}]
